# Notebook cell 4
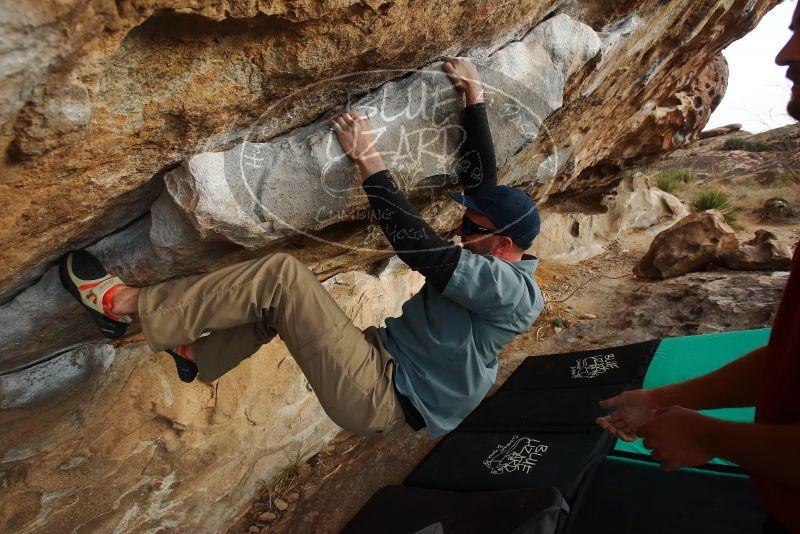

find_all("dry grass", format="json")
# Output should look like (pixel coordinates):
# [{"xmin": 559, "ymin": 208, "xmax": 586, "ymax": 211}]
[{"xmin": 255, "ymin": 440, "xmax": 320, "ymax": 513}]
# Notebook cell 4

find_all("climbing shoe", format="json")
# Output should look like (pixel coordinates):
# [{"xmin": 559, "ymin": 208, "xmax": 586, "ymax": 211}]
[
  {"xmin": 166, "ymin": 348, "xmax": 198, "ymax": 383},
  {"xmin": 59, "ymin": 250, "xmax": 132, "ymax": 339}
]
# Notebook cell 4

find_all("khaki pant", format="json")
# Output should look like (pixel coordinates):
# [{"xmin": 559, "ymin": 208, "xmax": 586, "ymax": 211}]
[{"xmin": 138, "ymin": 253, "xmax": 407, "ymax": 435}]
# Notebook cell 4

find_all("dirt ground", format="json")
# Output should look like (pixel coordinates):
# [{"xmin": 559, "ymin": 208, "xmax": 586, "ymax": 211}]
[{"xmin": 230, "ymin": 126, "xmax": 800, "ymax": 534}]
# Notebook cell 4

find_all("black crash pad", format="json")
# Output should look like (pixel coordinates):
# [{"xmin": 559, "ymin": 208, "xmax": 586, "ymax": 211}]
[
  {"xmin": 564, "ymin": 457, "xmax": 767, "ymax": 534},
  {"xmin": 501, "ymin": 340, "xmax": 659, "ymax": 391},
  {"xmin": 342, "ymin": 486, "xmax": 568, "ymax": 534},
  {"xmin": 459, "ymin": 383, "xmax": 625, "ymax": 432},
  {"xmin": 405, "ymin": 430, "xmax": 612, "ymax": 499}
]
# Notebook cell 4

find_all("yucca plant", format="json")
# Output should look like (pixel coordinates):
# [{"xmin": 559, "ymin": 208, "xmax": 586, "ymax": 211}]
[
  {"xmin": 691, "ymin": 187, "xmax": 738, "ymax": 226},
  {"xmin": 654, "ymin": 168, "xmax": 694, "ymax": 192}
]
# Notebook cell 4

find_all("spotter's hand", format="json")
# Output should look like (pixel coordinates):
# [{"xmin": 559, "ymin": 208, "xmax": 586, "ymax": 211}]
[
  {"xmin": 638, "ymin": 406, "xmax": 713, "ymax": 471},
  {"xmin": 595, "ymin": 388, "xmax": 660, "ymax": 441}
]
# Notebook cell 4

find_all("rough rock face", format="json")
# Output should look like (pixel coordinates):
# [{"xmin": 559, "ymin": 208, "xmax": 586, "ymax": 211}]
[
  {"xmin": 634, "ymin": 211, "xmax": 738, "ymax": 279},
  {"xmin": 0, "ymin": 11, "xmax": 608, "ymax": 370},
  {"xmin": 718, "ymin": 229, "xmax": 793, "ymax": 271},
  {"xmin": 0, "ymin": 0, "xmax": 580, "ymax": 300},
  {"xmin": 0, "ymin": 0, "xmax": 780, "ymax": 531},
  {"xmin": 599, "ymin": 53, "xmax": 729, "ymax": 164},
  {"xmin": 164, "ymin": 14, "xmax": 601, "ymax": 249},
  {"xmin": 1, "ymin": 0, "xmax": 773, "ymax": 302},
  {"xmin": 0, "ymin": 260, "xmax": 423, "ymax": 532}
]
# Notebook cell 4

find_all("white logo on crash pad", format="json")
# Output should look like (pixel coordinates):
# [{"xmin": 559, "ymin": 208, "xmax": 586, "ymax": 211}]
[
  {"xmin": 484, "ymin": 435, "xmax": 548, "ymax": 475},
  {"xmin": 571, "ymin": 353, "xmax": 618, "ymax": 379}
]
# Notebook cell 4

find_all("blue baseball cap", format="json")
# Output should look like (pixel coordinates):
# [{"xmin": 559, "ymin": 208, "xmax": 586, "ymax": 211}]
[{"xmin": 448, "ymin": 185, "xmax": 540, "ymax": 249}]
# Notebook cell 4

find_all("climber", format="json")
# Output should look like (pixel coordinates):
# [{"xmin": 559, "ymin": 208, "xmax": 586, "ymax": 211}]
[
  {"xmin": 596, "ymin": 7, "xmax": 800, "ymax": 533},
  {"xmin": 59, "ymin": 57, "xmax": 543, "ymax": 438}
]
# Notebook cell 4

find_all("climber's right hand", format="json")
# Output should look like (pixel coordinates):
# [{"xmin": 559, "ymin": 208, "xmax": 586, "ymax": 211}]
[
  {"xmin": 442, "ymin": 56, "xmax": 484, "ymax": 105},
  {"xmin": 328, "ymin": 111, "xmax": 387, "ymax": 180}
]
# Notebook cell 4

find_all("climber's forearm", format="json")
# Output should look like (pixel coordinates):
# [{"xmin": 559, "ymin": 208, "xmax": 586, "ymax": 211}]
[
  {"xmin": 355, "ymin": 151, "xmax": 387, "ymax": 182},
  {"xmin": 464, "ymin": 82, "xmax": 484, "ymax": 106},
  {"xmin": 361, "ymin": 170, "xmax": 460, "ymax": 291},
  {"xmin": 459, "ymin": 103, "xmax": 497, "ymax": 196}
]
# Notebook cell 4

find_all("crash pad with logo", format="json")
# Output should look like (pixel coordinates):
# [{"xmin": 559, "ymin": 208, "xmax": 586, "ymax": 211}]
[{"xmin": 344, "ymin": 331, "xmax": 769, "ymax": 534}]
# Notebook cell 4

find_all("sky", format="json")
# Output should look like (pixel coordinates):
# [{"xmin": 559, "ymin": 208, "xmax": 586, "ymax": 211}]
[{"xmin": 705, "ymin": 0, "xmax": 796, "ymax": 133}]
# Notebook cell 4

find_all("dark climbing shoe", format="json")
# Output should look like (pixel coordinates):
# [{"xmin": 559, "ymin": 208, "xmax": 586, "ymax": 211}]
[
  {"xmin": 59, "ymin": 250, "xmax": 132, "ymax": 339},
  {"xmin": 166, "ymin": 349, "xmax": 199, "ymax": 383}
]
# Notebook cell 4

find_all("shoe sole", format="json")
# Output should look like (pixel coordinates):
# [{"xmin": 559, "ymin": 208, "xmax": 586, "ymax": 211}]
[{"xmin": 166, "ymin": 350, "xmax": 199, "ymax": 383}]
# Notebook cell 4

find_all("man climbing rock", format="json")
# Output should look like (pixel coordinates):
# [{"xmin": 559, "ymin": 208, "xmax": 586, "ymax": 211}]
[
  {"xmin": 596, "ymin": 7, "xmax": 800, "ymax": 533},
  {"xmin": 60, "ymin": 57, "xmax": 544, "ymax": 438}
]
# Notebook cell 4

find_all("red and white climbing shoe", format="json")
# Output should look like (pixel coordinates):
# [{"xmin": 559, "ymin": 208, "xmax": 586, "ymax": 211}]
[{"xmin": 59, "ymin": 250, "xmax": 132, "ymax": 339}]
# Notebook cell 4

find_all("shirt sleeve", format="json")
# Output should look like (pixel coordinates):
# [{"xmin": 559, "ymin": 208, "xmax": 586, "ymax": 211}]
[
  {"xmin": 441, "ymin": 249, "xmax": 532, "ymax": 318},
  {"xmin": 359, "ymin": 104, "xmax": 496, "ymax": 292},
  {"xmin": 362, "ymin": 170, "xmax": 461, "ymax": 292},
  {"xmin": 455, "ymin": 103, "xmax": 497, "ymax": 196}
]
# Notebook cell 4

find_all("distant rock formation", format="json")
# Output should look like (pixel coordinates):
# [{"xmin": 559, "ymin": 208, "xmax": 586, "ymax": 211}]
[
  {"xmin": 718, "ymin": 229, "xmax": 793, "ymax": 271},
  {"xmin": 634, "ymin": 211, "xmax": 738, "ymax": 279},
  {"xmin": 636, "ymin": 218, "xmax": 793, "ymax": 279},
  {"xmin": 533, "ymin": 173, "xmax": 689, "ymax": 263},
  {"xmin": 700, "ymin": 123, "xmax": 743, "ymax": 139}
]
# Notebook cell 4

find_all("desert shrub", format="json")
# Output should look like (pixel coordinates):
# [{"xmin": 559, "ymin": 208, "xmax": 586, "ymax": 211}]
[
  {"xmin": 691, "ymin": 187, "xmax": 738, "ymax": 225},
  {"xmin": 775, "ymin": 169, "xmax": 800, "ymax": 184},
  {"xmin": 655, "ymin": 173, "xmax": 680, "ymax": 192},
  {"xmin": 654, "ymin": 168, "xmax": 695, "ymax": 192},
  {"xmin": 721, "ymin": 138, "xmax": 773, "ymax": 152}
]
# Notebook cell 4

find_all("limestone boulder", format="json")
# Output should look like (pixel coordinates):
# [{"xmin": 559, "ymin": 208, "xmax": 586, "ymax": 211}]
[
  {"xmin": 717, "ymin": 230, "xmax": 793, "ymax": 271},
  {"xmin": 699, "ymin": 123, "xmax": 743, "ymax": 140},
  {"xmin": 0, "ymin": 267, "xmax": 103, "ymax": 373},
  {"xmin": 533, "ymin": 173, "xmax": 689, "ymax": 263},
  {"xmin": 0, "ymin": 12, "xmax": 606, "ymax": 370},
  {"xmin": 0, "ymin": 0, "xmax": 783, "ymax": 531},
  {"xmin": 0, "ymin": 259, "xmax": 423, "ymax": 533},
  {"xmin": 0, "ymin": 1, "xmax": 777, "ymax": 302},
  {"xmin": 1, "ymin": 341, "xmax": 342, "ymax": 533},
  {"xmin": 608, "ymin": 53, "xmax": 729, "ymax": 163},
  {"xmin": 634, "ymin": 211, "xmax": 738, "ymax": 279},
  {"xmin": 760, "ymin": 197, "xmax": 796, "ymax": 222},
  {"xmin": 163, "ymin": 14, "xmax": 601, "ymax": 250},
  {"xmin": 0, "ymin": 0, "xmax": 563, "ymax": 298}
]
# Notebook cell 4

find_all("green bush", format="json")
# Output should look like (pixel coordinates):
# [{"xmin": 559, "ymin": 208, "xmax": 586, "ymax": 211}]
[
  {"xmin": 721, "ymin": 138, "xmax": 773, "ymax": 152},
  {"xmin": 691, "ymin": 187, "xmax": 737, "ymax": 225},
  {"xmin": 655, "ymin": 174, "xmax": 680, "ymax": 192},
  {"xmin": 654, "ymin": 168, "xmax": 695, "ymax": 192}
]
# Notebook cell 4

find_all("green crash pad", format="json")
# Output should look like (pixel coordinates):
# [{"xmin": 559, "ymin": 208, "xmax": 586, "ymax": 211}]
[{"xmin": 613, "ymin": 328, "xmax": 771, "ymax": 470}]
